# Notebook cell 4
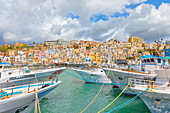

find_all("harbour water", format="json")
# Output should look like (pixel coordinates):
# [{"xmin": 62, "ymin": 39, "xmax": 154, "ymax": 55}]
[{"xmin": 32, "ymin": 69, "xmax": 150, "ymax": 113}]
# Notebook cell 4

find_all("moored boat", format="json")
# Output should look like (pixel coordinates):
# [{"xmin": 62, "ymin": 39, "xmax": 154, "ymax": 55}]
[
  {"xmin": 0, "ymin": 63, "xmax": 65, "ymax": 86},
  {"xmin": 103, "ymin": 55, "xmax": 169, "ymax": 95},
  {"xmin": 128, "ymin": 69, "xmax": 170, "ymax": 113},
  {"xmin": 0, "ymin": 75, "xmax": 61, "ymax": 113},
  {"xmin": 72, "ymin": 68, "xmax": 112, "ymax": 84}
]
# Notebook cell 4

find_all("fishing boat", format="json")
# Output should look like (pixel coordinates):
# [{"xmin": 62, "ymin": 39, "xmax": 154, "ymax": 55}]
[
  {"xmin": 103, "ymin": 55, "xmax": 169, "ymax": 95},
  {"xmin": 72, "ymin": 68, "xmax": 112, "ymax": 84},
  {"xmin": 0, "ymin": 75, "xmax": 61, "ymax": 113},
  {"xmin": 0, "ymin": 62, "xmax": 65, "ymax": 86},
  {"xmin": 128, "ymin": 68, "xmax": 170, "ymax": 113}
]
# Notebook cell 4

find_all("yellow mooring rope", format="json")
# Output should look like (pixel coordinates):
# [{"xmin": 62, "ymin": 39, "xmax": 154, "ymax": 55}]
[
  {"xmin": 34, "ymin": 90, "xmax": 37, "ymax": 113},
  {"xmin": 80, "ymin": 84, "xmax": 104, "ymax": 113},
  {"xmin": 98, "ymin": 84, "xmax": 129, "ymax": 113},
  {"xmin": 34, "ymin": 90, "xmax": 41, "ymax": 113}
]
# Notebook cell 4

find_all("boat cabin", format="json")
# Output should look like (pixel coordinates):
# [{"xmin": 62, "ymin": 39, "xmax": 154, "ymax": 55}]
[
  {"xmin": 0, "ymin": 62, "xmax": 12, "ymax": 79},
  {"xmin": 133, "ymin": 55, "xmax": 169, "ymax": 72},
  {"xmin": 139, "ymin": 55, "xmax": 164, "ymax": 66}
]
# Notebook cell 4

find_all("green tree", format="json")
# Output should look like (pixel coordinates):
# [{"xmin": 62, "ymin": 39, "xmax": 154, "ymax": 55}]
[
  {"xmin": 16, "ymin": 46, "xmax": 20, "ymax": 49},
  {"xmin": 138, "ymin": 50, "xmax": 142, "ymax": 54},
  {"xmin": 86, "ymin": 46, "xmax": 91, "ymax": 50},
  {"xmin": 7, "ymin": 47, "xmax": 13, "ymax": 49},
  {"xmin": 43, "ymin": 43, "xmax": 47, "ymax": 47},
  {"xmin": 73, "ymin": 45, "xmax": 79, "ymax": 49},
  {"xmin": 126, "ymin": 57, "xmax": 134, "ymax": 60}
]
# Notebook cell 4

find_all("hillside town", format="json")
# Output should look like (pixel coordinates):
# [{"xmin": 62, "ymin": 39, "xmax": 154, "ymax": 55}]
[{"xmin": 0, "ymin": 37, "xmax": 169, "ymax": 66}]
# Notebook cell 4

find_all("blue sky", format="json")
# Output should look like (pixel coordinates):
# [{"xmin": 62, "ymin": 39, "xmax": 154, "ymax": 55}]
[
  {"xmin": 88, "ymin": 0, "xmax": 170, "ymax": 22},
  {"xmin": 66, "ymin": 13, "xmax": 79, "ymax": 20},
  {"xmin": 144, "ymin": 0, "xmax": 170, "ymax": 9},
  {"xmin": 67, "ymin": 0, "xmax": 170, "ymax": 22}
]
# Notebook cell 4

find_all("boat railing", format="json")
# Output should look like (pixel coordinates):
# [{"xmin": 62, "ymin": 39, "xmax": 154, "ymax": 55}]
[
  {"xmin": 10, "ymin": 66, "xmax": 60, "ymax": 75},
  {"xmin": 0, "ymin": 75, "xmax": 58, "ymax": 98},
  {"xmin": 128, "ymin": 78, "xmax": 151, "ymax": 86},
  {"xmin": 128, "ymin": 78, "xmax": 170, "ymax": 88}
]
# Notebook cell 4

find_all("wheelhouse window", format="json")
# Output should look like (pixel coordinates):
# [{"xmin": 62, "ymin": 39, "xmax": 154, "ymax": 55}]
[
  {"xmin": 158, "ymin": 59, "xmax": 162, "ymax": 63},
  {"xmin": 150, "ymin": 58, "xmax": 154, "ymax": 62},
  {"xmin": 144, "ymin": 59, "xmax": 146, "ymax": 63},
  {"xmin": 147, "ymin": 59, "xmax": 150, "ymax": 62}
]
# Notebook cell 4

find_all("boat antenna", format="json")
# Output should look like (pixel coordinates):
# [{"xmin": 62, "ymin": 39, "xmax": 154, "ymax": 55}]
[
  {"xmin": 27, "ymin": 45, "xmax": 29, "ymax": 65},
  {"xmin": 154, "ymin": 38, "xmax": 163, "ymax": 56}
]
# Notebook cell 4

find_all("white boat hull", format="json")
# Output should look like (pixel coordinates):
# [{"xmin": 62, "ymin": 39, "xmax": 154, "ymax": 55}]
[
  {"xmin": 73, "ymin": 69, "xmax": 112, "ymax": 84},
  {"xmin": 0, "ymin": 68, "xmax": 65, "ymax": 85},
  {"xmin": 0, "ymin": 81, "xmax": 61, "ymax": 113},
  {"xmin": 129, "ymin": 87, "xmax": 170, "ymax": 113}
]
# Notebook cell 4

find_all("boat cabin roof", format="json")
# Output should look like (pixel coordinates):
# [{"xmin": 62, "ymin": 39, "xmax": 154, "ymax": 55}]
[
  {"xmin": 139, "ymin": 55, "xmax": 164, "ymax": 59},
  {"xmin": 163, "ymin": 56, "xmax": 170, "ymax": 60}
]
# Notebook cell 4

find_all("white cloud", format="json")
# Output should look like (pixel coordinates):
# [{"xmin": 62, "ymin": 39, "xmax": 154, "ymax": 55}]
[
  {"xmin": 120, "ymin": 3, "xmax": 170, "ymax": 42},
  {"xmin": 0, "ymin": 0, "xmax": 170, "ymax": 44},
  {"xmin": 3, "ymin": 32, "xmax": 32, "ymax": 43},
  {"xmin": 3, "ymin": 32, "xmax": 18, "ymax": 42}
]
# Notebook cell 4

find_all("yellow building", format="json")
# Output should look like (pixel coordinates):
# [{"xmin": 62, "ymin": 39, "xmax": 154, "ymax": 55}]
[
  {"xmin": 90, "ymin": 53, "xmax": 101, "ymax": 65},
  {"xmin": 8, "ymin": 49, "xmax": 17, "ymax": 56},
  {"xmin": 138, "ymin": 38, "xmax": 143, "ymax": 43},
  {"xmin": 74, "ymin": 49, "xmax": 78, "ymax": 54},
  {"xmin": 32, "ymin": 58, "xmax": 41, "ymax": 64},
  {"xmin": 90, "ymin": 54, "xmax": 96, "ymax": 61},
  {"xmin": 128, "ymin": 36, "xmax": 143, "ymax": 43},
  {"xmin": 136, "ymin": 43, "xmax": 143, "ymax": 47},
  {"xmin": 96, "ymin": 56, "xmax": 101, "ymax": 65},
  {"xmin": 45, "ymin": 58, "xmax": 49, "ymax": 62}
]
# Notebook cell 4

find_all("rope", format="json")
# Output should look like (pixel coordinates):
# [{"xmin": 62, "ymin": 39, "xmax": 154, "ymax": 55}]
[
  {"xmin": 98, "ymin": 85, "xmax": 129, "ymax": 113},
  {"xmin": 108, "ymin": 88, "xmax": 149, "ymax": 113},
  {"xmin": 34, "ymin": 72, "xmax": 39, "ymax": 83},
  {"xmin": 80, "ymin": 84, "xmax": 104, "ymax": 113},
  {"xmin": 61, "ymin": 69, "xmax": 127, "ymax": 86},
  {"xmin": 62, "ymin": 69, "xmax": 85, "ymax": 80},
  {"xmin": 34, "ymin": 90, "xmax": 41, "ymax": 113},
  {"xmin": 34, "ymin": 90, "xmax": 37, "ymax": 113}
]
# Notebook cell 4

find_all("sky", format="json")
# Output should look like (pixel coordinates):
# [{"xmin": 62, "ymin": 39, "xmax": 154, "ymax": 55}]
[{"xmin": 0, "ymin": 0, "xmax": 170, "ymax": 45}]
